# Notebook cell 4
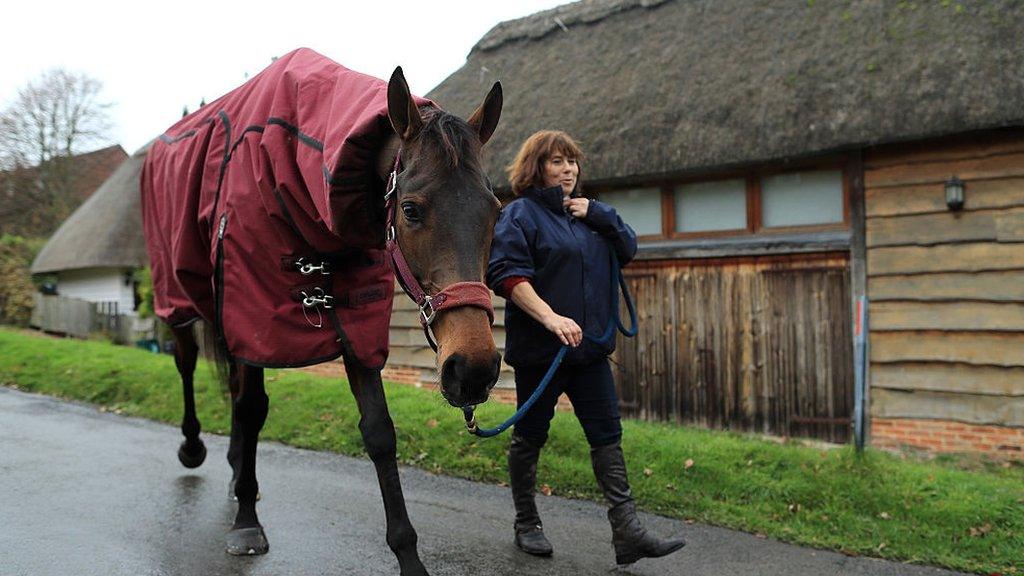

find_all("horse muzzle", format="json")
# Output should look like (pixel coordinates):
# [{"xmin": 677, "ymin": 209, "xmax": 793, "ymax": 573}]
[{"xmin": 439, "ymin": 351, "xmax": 501, "ymax": 408}]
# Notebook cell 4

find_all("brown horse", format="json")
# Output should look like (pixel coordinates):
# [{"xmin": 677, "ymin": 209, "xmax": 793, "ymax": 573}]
[{"xmin": 148, "ymin": 54, "xmax": 502, "ymax": 576}]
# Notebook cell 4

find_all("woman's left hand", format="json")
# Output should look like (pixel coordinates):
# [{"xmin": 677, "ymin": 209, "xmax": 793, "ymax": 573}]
[{"xmin": 563, "ymin": 197, "xmax": 589, "ymax": 218}]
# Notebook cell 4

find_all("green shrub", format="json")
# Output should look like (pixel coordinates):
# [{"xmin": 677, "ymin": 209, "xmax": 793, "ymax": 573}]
[{"xmin": 0, "ymin": 234, "xmax": 38, "ymax": 326}]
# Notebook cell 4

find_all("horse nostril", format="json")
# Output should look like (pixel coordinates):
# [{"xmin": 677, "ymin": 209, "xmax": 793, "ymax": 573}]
[{"xmin": 488, "ymin": 352, "xmax": 502, "ymax": 390}]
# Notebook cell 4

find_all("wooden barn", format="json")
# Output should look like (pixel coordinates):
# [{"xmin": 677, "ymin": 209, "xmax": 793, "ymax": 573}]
[{"xmin": 423, "ymin": 0, "xmax": 1024, "ymax": 457}]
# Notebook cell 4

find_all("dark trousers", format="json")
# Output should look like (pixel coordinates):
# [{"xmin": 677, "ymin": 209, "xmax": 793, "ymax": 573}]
[{"xmin": 512, "ymin": 357, "xmax": 622, "ymax": 448}]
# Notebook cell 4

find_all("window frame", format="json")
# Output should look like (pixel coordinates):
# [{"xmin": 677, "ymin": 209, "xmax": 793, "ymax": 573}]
[{"xmin": 594, "ymin": 159, "xmax": 851, "ymax": 241}]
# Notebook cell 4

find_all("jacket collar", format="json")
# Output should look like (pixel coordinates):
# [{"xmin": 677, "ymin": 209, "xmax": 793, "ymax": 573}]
[{"xmin": 523, "ymin": 185, "xmax": 579, "ymax": 214}]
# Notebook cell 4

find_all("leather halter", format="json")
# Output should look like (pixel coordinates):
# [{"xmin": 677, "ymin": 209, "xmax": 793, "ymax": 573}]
[{"xmin": 384, "ymin": 150, "xmax": 495, "ymax": 352}]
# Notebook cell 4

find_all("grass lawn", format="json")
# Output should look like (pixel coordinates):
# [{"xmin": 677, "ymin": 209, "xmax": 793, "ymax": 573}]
[{"xmin": 0, "ymin": 326, "xmax": 1021, "ymax": 574}]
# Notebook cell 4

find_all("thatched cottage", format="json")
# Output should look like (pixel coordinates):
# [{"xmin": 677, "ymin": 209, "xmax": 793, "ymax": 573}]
[
  {"xmin": 31, "ymin": 145, "xmax": 149, "ymax": 313},
  {"xmin": 422, "ymin": 0, "xmax": 1024, "ymax": 457}
]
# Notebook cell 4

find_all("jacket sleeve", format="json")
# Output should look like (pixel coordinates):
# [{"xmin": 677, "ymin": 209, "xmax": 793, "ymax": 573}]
[
  {"xmin": 582, "ymin": 200, "xmax": 638, "ymax": 266},
  {"xmin": 487, "ymin": 208, "xmax": 535, "ymax": 294}
]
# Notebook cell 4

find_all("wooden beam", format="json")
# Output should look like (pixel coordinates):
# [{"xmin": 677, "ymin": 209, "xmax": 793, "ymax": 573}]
[
  {"xmin": 870, "ymin": 331, "xmax": 1024, "ymax": 367},
  {"xmin": 636, "ymin": 230, "xmax": 851, "ymax": 260},
  {"xmin": 866, "ymin": 177, "xmax": 1024, "ymax": 218},
  {"xmin": 865, "ymin": 151, "xmax": 1024, "ymax": 189},
  {"xmin": 872, "ymin": 363, "xmax": 1024, "ymax": 396},
  {"xmin": 864, "ymin": 130, "xmax": 1024, "ymax": 169},
  {"xmin": 868, "ymin": 242, "xmax": 1024, "ymax": 276},
  {"xmin": 871, "ymin": 301, "xmax": 1024, "ymax": 332},
  {"xmin": 868, "ymin": 271, "xmax": 1024, "ymax": 302},
  {"xmin": 870, "ymin": 388, "xmax": 1024, "ymax": 427},
  {"xmin": 866, "ymin": 207, "xmax": 1024, "ymax": 248}
]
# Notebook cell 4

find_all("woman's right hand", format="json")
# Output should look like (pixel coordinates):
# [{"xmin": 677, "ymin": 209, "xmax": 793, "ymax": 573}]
[{"xmin": 542, "ymin": 313, "xmax": 582, "ymax": 347}]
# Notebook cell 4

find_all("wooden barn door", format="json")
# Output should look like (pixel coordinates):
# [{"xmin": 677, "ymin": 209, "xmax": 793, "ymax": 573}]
[
  {"xmin": 613, "ymin": 255, "xmax": 854, "ymax": 443},
  {"xmin": 762, "ymin": 267, "xmax": 854, "ymax": 443}
]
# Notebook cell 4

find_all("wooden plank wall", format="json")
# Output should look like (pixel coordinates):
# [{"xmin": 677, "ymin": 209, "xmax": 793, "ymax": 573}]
[
  {"xmin": 864, "ymin": 129, "xmax": 1024, "ymax": 428},
  {"xmin": 614, "ymin": 254, "xmax": 854, "ymax": 443}
]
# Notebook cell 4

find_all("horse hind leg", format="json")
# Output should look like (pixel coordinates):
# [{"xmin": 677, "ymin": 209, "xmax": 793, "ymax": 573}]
[
  {"xmin": 171, "ymin": 323, "xmax": 206, "ymax": 468},
  {"xmin": 226, "ymin": 364, "xmax": 270, "ymax": 556},
  {"xmin": 344, "ymin": 355, "xmax": 428, "ymax": 576}
]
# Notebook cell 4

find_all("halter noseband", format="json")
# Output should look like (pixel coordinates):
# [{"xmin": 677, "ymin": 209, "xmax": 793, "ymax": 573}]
[{"xmin": 384, "ymin": 150, "xmax": 495, "ymax": 352}]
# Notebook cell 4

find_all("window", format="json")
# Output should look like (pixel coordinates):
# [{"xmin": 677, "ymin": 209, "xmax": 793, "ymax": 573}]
[
  {"xmin": 674, "ymin": 179, "xmax": 747, "ymax": 233},
  {"xmin": 761, "ymin": 170, "xmax": 844, "ymax": 228},
  {"xmin": 596, "ymin": 166, "xmax": 847, "ymax": 240},
  {"xmin": 599, "ymin": 187, "xmax": 662, "ymax": 236}
]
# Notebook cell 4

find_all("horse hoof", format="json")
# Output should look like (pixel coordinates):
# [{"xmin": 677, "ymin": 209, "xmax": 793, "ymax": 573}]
[
  {"xmin": 226, "ymin": 526, "xmax": 269, "ymax": 556},
  {"xmin": 177, "ymin": 440, "xmax": 207, "ymax": 469}
]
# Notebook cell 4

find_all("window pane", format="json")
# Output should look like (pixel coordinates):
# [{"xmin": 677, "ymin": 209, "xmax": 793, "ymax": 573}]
[
  {"xmin": 761, "ymin": 171, "xmax": 844, "ymax": 227},
  {"xmin": 674, "ymin": 179, "xmax": 747, "ymax": 233},
  {"xmin": 599, "ymin": 187, "xmax": 662, "ymax": 236}
]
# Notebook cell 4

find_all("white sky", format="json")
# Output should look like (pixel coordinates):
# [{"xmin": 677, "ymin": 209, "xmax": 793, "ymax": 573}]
[{"xmin": 0, "ymin": 0, "xmax": 567, "ymax": 154}]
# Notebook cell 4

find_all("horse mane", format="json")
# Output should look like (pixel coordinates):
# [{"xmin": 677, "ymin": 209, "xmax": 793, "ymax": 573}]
[{"xmin": 418, "ymin": 107, "xmax": 483, "ymax": 172}]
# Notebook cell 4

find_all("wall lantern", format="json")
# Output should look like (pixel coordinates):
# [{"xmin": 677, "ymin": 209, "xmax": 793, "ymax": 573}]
[{"xmin": 945, "ymin": 176, "xmax": 965, "ymax": 211}]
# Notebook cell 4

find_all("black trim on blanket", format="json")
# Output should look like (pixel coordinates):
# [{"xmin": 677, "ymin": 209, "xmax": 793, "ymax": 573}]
[
  {"xmin": 266, "ymin": 117, "xmax": 324, "ymax": 152},
  {"xmin": 233, "ymin": 347, "xmax": 385, "ymax": 371},
  {"xmin": 271, "ymin": 186, "xmax": 305, "ymax": 241},
  {"xmin": 159, "ymin": 130, "xmax": 196, "ymax": 144},
  {"xmin": 210, "ymin": 111, "xmax": 233, "ymax": 221},
  {"xmin": 228, "ymin": 125, "xmax": 265, "ymax": 158}
]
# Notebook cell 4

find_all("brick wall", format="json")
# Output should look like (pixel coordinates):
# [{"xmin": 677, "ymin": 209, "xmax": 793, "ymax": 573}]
[{"xmin": 872, "ymin": 418, "xmax": 1024, "ymax": 460}]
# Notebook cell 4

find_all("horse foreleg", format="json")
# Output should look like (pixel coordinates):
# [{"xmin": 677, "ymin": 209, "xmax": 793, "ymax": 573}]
[
  {"xmin": 225, "ymin": 362, "xmax": 245, "ymax": 500},
  {"xmin": 226, "ymin": 364, "xmax": 270, "ymax": 556},
  {"xmin": 344, "ymin": 356, "xmax": 428, "ymax": 576},
  {"xmin": 171, "ymin": 324, "xmax": 206, "ymax": 468}
]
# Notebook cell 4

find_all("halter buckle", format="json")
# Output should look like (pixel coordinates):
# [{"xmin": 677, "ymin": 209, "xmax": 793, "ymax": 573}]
[{"xmin": 419, "ymin": 295, "xmax": 437, "ymax": 325}]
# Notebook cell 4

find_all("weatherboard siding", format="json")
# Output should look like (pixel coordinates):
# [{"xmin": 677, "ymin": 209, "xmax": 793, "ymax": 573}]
[{"xmin": 865, "ymin": 129, "xmax": 1024, "ymax": 434}]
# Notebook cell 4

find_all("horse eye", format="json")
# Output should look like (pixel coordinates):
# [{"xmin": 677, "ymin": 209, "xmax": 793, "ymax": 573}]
[{"xmin": 401, "ymin": 201, "xmax": 422, "ymax": 222}]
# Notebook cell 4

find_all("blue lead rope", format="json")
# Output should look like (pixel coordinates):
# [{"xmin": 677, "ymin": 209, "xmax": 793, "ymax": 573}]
[{"xmin": 463, "ymin": 249, "xmax": 638, "ymax": 438}]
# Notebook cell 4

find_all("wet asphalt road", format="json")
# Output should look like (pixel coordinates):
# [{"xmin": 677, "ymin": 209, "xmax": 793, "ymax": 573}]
[{"xmin": 0, "ymin": 387, "xmax": 971, "ymax": 576}]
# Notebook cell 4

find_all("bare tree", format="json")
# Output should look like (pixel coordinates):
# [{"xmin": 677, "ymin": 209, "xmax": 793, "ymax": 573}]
[{"xmin": 0, "ymin": 68, "xmax": 114, "ymax": 235}]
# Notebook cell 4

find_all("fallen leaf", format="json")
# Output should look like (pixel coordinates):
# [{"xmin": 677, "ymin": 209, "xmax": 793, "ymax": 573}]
[
  {"xmin": 426, "ymin": 418, "xmax": 438, "ymax": 428},
  {"xmin": 877, "ymin": 542, "xmax": 887, "ymax": 552},
  {"xmin": 969, "ymin": 523, "xmax": 992, "ymax": 537},
  {"xmin": 788, "ymin": 503, "xmax": 801, "ymax": 514},
  {"xmin": 755, "ymin": 533, "xmax": 767, "ymax": 539},
  {"xmin": 643, "ymin": 467, "xmax": 653, "ymax": 477},
  {"xmin": 665, "ymin": 483, "xmax": 676, "ymax": 491},
  {"xmin": 746, "ymin": 459, "xmax": 753, "ymax": 466},
  {"xmin": 684, "ymin": 459, "xmax": 695, "ymax": 469},
  {"xmin": 539, "ymin": 484, "xmax": 553, "ymax": 496},
  {"xmin": 878, "ymin": 512, "xmax": 891, "ymax": 520}
]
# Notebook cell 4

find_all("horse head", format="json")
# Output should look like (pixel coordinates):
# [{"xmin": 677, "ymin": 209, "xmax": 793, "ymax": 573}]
[{"xmin": 383, "ymin": 67, "xmax": 503, "ymax": 408}]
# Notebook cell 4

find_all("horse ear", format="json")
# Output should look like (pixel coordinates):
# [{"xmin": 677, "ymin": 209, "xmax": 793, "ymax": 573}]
[
  {"xmin": 387, "ymin": 66, "xmax": 424, "ymax": 141},
  {"xmin": 467, "ymin": 81, "xmax": 502, "ymax": 146}
]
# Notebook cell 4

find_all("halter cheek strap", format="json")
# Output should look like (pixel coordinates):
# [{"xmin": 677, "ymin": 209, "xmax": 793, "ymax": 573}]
[{"xmin": 384, "ymin": 150, "xmax": 495, "ymax": 351}]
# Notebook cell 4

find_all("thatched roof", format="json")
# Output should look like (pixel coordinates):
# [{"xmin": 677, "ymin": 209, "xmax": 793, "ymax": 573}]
[
  {"xmin": 31, "ymin": 144, "xmax": 150, "ymax": 274},
  {"xmin": 428, "ymin": 0, "xmax": 1024, "ymax": 187}
]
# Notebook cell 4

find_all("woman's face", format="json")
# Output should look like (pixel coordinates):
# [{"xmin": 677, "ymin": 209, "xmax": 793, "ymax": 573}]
[{"xmin": 542, "ymin": 153, "xmax": 579, "ymax": 196}]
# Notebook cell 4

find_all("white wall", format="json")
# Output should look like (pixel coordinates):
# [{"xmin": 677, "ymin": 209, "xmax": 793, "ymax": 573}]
[{"xmin": 57, "ymin": 267, "xmax": 136, "ymax": 313}]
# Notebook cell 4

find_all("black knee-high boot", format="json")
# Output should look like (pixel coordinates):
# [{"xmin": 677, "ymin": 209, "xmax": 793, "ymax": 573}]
[
  {"xmin": 591, "ymin": 442, "xmax": 685, "ymax": 565},
  {"xmin": 508, "ymin": 434, "xmax": 553, "ymax": 556}
]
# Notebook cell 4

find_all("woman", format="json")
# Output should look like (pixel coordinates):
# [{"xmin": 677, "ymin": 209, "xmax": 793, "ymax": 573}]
[{"xmin": 486, "ymin": 130, "xmax": 685, "ymax": 564}]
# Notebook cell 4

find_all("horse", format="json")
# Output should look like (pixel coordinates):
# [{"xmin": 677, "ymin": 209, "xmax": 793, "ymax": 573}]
[{"xmin": 140, "ymin": 48, "xmax": 503, "ymax": 576}]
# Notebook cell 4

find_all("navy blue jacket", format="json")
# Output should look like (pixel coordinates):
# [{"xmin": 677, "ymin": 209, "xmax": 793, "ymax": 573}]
[{"xmin": 487, "ymin": 186, "xmax": 638, "ymax": 368}]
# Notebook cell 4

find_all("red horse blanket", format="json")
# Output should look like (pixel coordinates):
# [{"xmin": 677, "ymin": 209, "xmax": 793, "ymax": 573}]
[{"xmin": 142, "ymin": 48, "xmax": 428, "ymax": 368}]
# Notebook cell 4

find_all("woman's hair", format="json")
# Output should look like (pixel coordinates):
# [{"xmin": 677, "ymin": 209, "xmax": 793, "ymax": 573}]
[{"xmin": 506, "ymin": 130, "xmax": 584, "ymax": 196}]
